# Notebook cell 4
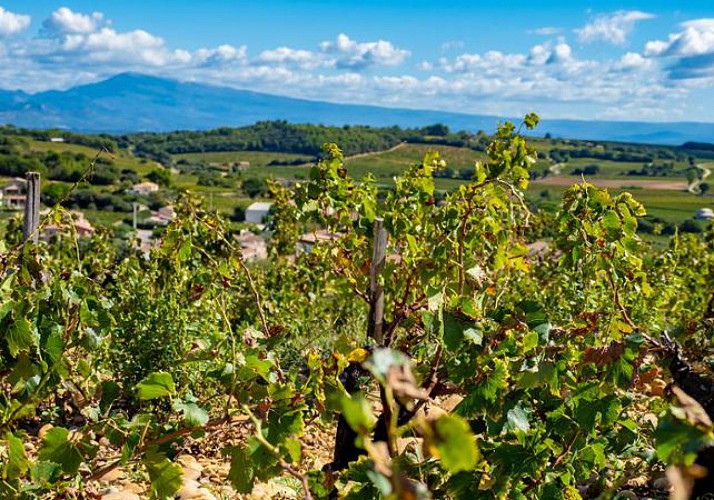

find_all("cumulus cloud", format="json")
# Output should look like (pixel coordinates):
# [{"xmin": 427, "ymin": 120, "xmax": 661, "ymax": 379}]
[
  {"xmin": 644, "ymin": 19, "xmax": 714, "ymax": 80},
  {"xmin": 258, "ymin": 47, "xmax": 322, "ymax": 69},
  {"xmin": 319, "ymin": 33, "xmax": 410, "ymax": 69},
  {"xmin": 644, "ymin": 19, "xmax": 714, "ymax": 57},
  {"xmin": 0, "ymin": 6, "xmax": 30, "ymax": 37},
  {"xmin": 575, "ymin": 10, "xmax": 654, "ymax": 45},
  {"xmin": 43, "ymin": 7, "xmax": 104, "ymax": 35}
]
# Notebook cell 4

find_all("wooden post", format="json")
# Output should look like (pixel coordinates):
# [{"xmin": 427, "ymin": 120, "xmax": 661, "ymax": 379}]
[
  {"xmin": 367, "ymin": 217, "xmax": 387, "ymax": 344},
  {"xmin": 132, "ymin": 202, "xmax": 138, "ymax": 230},
  {"xmin": 332, "ymin": 217, "xmax": 389, "ymax": 470},
  {"xmin": 22, "ymin": 172, "xmax": 40, "ymax": 244}
]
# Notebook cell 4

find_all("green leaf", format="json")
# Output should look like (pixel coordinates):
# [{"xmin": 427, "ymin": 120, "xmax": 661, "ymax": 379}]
[
  {"xmin": 430, "ymin": 414, "xmax": 479, "ymax": 473},
  {"xmin": 173, "ymin": 400, "xmax": 209, "ymax": 427},
  {"xmin": 284, "ymin": 438, "xmax": 302, "ymax": 464},
  {"xmin": 339, "ymin": 392, "xmax": 376, "ymax": 435},
  {"xmin": 100, "ymin": 380, "xmax": 121, "ymax": 413},
  {"xmin": 143, "ymin": 448, "xmax": 183, "ymax": 499},
  {"xmin": 38, "ymin": 427, "xmax": 84, "ymax": 475},
  {"xmin": 506, "ymin": 403, "xmax": 530, "ymax": 433},
  {"xmin": 522, "ymin": 331, "xmax": 538, "ymax": 353},
  {"xmin": 7, "ymin": 316, "xmax": 34, "ymax": 357},
  {"xmin": 30, "ymin": 461, "xmax": 61, "ymax": 485},
  {"xmin": 602, "ymin": 211, "xmax": 620, "ymax": 231},
  {"xmin": 136, "ymin": 372, "xmax": 175, "ymax": 400},
  {"xmin": 4, "ymin": 431, "xmax": 30, "ymax": 480},
  {"xmin": 228, "ymin": 446, "xmax": 255, "ymax": 494}
]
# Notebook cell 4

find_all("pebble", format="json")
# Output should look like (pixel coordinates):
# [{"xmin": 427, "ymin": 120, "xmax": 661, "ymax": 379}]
[
  {"xmin": 96, "ymin": 467, "xmax": 124, "ymax": 482},
  {"xmin": 176, "ymin": 479, "xmax": 217, "ymax": 500}
]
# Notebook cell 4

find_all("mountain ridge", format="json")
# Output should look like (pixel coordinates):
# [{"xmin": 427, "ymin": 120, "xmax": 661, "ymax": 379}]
[{"xmin": 1, "ymin": 73, "xmax": 713, "ymax": 145}]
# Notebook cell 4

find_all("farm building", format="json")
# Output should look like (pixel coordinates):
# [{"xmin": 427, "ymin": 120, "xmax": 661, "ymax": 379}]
[
  {"xmin": 127, "ymin": 181, "xmax": 160, "ymax": 195},
  {"xmin": 245, "ymin": 202, "xmax": 272, "ymax": 224},
  {"xmin": 236, "ymin": 230, "xmax": 267, "ymax": 261},
  {"xmin": 41, "ymin": 211, "xmax": 95, "ymax": 240},
  {"xmin": 1, "ymin": 178, "xmax": 27, "ymax": 210}
]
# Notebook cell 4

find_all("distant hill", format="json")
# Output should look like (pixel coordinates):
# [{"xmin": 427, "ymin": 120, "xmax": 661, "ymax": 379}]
[{"xmin": 1, "ymin": 73, "xmax": 713, "ymax": 144}]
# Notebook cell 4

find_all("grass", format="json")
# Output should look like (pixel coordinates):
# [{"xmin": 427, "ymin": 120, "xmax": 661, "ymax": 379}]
[{"xmin": 26, "ymin": 139, "xmax": 153, "ymax": 173}]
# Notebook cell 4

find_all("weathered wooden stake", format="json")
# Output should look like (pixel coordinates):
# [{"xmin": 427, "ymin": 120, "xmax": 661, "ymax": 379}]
[
  {"xmin": 332, "ymin": 217, "xmax": 389, "ymax": 471},
  {"xmin": 22, "ymin": 172, "xmax": 40, "ymax": 244},
  {"xmin": 368, "ymin": 217, "xmax": 387, "ymax": 343},
  {"xmin": 132, "ymin": 202, "xmax": 138, "ymax": 230}
]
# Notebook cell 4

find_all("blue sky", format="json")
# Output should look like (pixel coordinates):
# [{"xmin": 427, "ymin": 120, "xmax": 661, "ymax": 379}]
[{"xmin": 1, "ymin": 1, "xmax": 713, "ymax": 122}]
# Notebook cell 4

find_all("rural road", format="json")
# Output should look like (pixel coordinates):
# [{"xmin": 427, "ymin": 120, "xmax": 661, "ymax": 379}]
[{"xmin": 688, "ymin": 163, "xmax": 712, "ymax": 194}]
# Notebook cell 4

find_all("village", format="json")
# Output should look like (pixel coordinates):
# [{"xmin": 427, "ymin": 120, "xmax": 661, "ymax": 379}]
[{"xmin": 1, "ymin": 174, "xmax": 338, "ymax": 259}]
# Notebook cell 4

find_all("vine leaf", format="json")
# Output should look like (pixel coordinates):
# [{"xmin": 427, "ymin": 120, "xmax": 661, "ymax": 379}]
[
  {"xmin": 422, "ymin": 414, "xmax": 480, "ymax": 473},
  {"xmin": 173, "ymin": 399, "xmax": 209, "ymax": 427},
  {"xmin": 227, "ymin": 446, "xmax": 254, "ymax": 494},
  {"xmin": 4, "ymin": 431, "xmax": 30, "ymax": 480},
  {"xmin": 7, "ymin": 315, "xmax": 34, "ymax": 358},
  {"xmin": 136, "ymin": 372, "xmax": 175, "ymax": 400},
  {"xmin": 38, "ymin": 427, "xmax": 90, "ymax": 475},
  {"xmin": 143, "ymin": 448, "xmax": 184, "ymax": 499}
]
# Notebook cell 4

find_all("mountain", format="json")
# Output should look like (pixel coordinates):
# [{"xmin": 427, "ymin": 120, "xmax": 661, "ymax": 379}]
[{"xmin": 1, "ymin": 73, "xmax": 713, "ymax": 145}]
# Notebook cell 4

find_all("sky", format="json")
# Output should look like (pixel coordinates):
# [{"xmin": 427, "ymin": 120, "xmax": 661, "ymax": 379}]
[{"xmin": 0, "ymin": 1, "xmax": 713, "ymax": 122}]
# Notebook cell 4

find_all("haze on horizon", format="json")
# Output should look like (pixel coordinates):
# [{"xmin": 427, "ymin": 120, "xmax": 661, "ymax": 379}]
[{"xmin": 0, "ymin": 0, "xmax": 713, "ymax": 123}]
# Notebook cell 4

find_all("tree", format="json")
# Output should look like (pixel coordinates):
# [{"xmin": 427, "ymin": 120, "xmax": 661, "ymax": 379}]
[
  {"xmin": 146, "ymin": 168, "xmax": 172, "ymax": 187},
  {"xmin": 700, "ymin": 182, "xmax": 710, "ymax": 196},
  {"xmin": 242, "ymin": 177, "xmax": 266, "ymax": 198}
]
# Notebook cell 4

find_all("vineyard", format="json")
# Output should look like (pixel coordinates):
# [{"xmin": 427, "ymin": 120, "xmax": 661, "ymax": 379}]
[{"xmin": 2, "ymin": 114, "xmax": 714, "ymax": 499}]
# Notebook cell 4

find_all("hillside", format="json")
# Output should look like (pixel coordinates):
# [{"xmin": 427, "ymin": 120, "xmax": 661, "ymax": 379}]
[{"xmin": 1, "ymin": 73, "xmax": 714, "ymax": 144}]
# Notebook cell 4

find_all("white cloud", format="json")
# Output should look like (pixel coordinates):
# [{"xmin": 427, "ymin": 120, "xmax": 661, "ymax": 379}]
[
  {"xmin": 319, "ymin": 33, "xmax": 410, "ymax": 69},
  {"xmin": 43, "ymin": 7, "xmax": 104, "ymax": 35},
  {"xmin": 575, "ymin": 10, "xmax": 654, "ymax": 45},
  {"xmin": 258, "ymin": 47, "xmax": 322, "ymax": 69},
  {"xmin": 529, "ymin": 27, "xmax": 562, "ymax": 36},
  {"xmin": 0, "ymin": 6, "xmax": 30, "ymax": 37},
  {"xmin": 645, "ymin": 19, "xmax": 714, "ymax": 57},
  {"xmin": 643, "ymin": 19, "xmax": 714, "ymax": 81},
  {"xmin": 194, "ymin": 44, "xmax": 248, "ymax": 66}
]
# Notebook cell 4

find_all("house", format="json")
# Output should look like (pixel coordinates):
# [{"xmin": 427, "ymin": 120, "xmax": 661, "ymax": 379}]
[
  {"xmin": 236, "ymin": 230, "xmax": 267, "ymax": 261},
  {"xmin": 1, "ymin": 178, "xmax": 27, "ymax": 210},
  {"xmin": 41, "ymin": 211, "xmax": 95, "ymax": 240},
  {"xmin": 297, "ymin": 230, "xmax": 340, "ymax": 254},
  {"xmin": 50, "ymin": 137, "xmax": 65, "ymax": 143},
  {"xmin": 127, "ymin": 181, "xmax": 160, "ymax": 195},
  {"xmin": 696, "ymin": 208, "xmax": 714, "ymax": 220},
  {"xmin": 144, "ymin": 205, "xmax": 177, "ymax": 226},
  {"xmin": 245, "ymin": 202, "xmax": 273, "ymax": 224}
]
